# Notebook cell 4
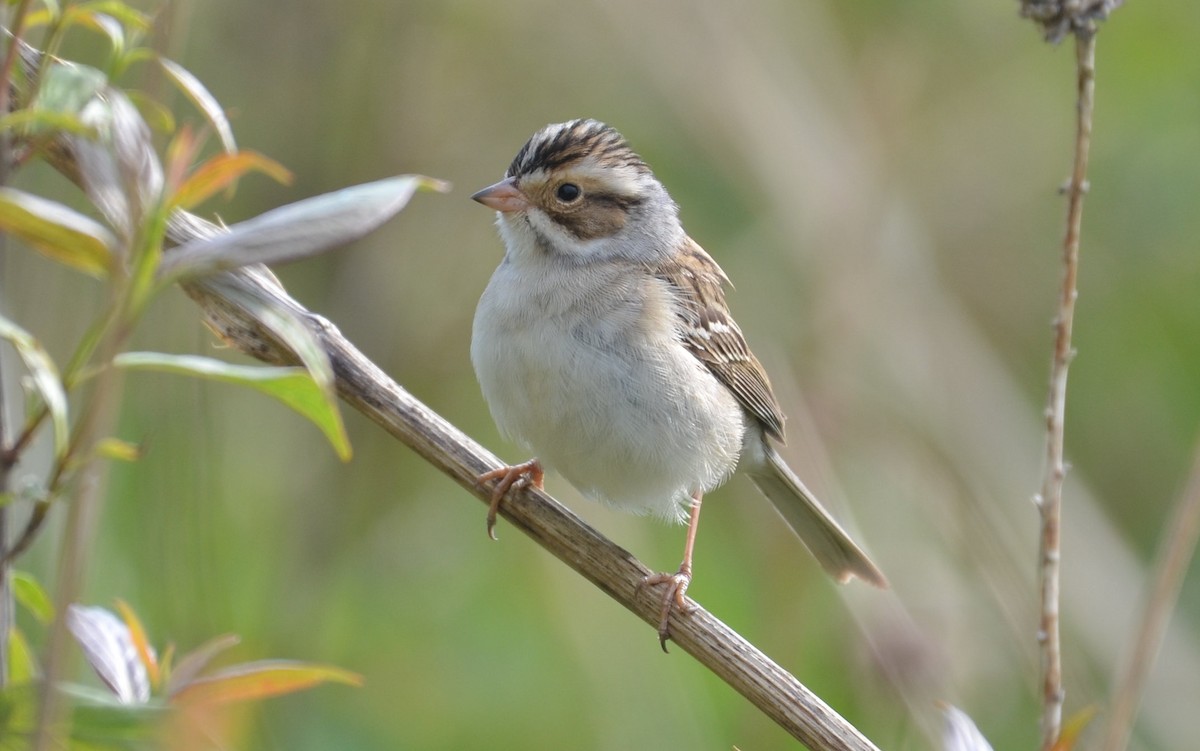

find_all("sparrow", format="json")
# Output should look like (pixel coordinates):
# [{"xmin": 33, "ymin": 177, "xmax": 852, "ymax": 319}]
[{"xmin": 470, "ymin": 119, "xmax": 886, "ymax": 648}]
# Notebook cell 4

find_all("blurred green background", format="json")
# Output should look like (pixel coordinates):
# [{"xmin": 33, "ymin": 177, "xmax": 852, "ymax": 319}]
[{"xmin": 3, "ymin": 0, "xmax": 1198, "ymax": 748}]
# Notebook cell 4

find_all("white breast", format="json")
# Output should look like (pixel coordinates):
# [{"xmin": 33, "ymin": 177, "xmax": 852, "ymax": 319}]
[{"xmin": 471, "ymin": 258, "xmax": 746, "ymax": 523}]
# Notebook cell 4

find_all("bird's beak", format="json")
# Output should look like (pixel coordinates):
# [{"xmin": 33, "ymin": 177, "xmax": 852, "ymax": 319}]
[{"xmin": 471, "ymin": 177, "xmax": 530, "ymax": 213}]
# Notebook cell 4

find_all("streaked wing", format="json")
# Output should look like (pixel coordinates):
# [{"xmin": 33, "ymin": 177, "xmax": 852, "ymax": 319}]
[{"xmin": 651, "ymin": 237, "xmax": 786, "ymax": 441}]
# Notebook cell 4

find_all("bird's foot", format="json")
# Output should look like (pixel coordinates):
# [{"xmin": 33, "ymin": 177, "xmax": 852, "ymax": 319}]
[
  {"xmin": 638, "ymin": 564, "xmax": 695, "ymax": 652},
  {"xmin": 476, "ymin": 458, "xmax": 544, "ymax": 540}
]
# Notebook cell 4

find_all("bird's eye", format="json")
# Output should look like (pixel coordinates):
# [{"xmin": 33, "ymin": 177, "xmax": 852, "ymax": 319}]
[{"xmin": 555, "ymin": 183, "xmax": 582, "ymax": 203}]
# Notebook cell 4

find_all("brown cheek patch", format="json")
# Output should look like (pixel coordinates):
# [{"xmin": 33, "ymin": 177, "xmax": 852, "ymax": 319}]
[{"xmin": 551, "ymin": 200, "xmax": 628, "ymax": 241}]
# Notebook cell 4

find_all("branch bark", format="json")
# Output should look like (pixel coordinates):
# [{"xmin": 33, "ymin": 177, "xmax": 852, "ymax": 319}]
[{"xmin": 168, "ymin": 212, "xmax": 880, "ymax": 751}]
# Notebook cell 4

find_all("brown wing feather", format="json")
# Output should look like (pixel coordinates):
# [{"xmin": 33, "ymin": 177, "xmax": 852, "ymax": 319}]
[{"xmin": 651, "ymin": 237, "xmax": 786, "ymax": 441}]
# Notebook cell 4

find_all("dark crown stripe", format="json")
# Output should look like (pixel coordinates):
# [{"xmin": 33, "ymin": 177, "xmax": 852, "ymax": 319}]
[{"xmin": 506, "ymin": 119, "xmax": 650, "ymax": 178}]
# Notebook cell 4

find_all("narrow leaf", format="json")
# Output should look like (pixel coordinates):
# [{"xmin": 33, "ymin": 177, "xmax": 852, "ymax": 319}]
[
  {"xmin": 125, "ymin": 89, "xmax": 176, "ymax": 135},
  {"xmin": 172, "ymin": 151, "xmax": 293, "ymax": 210},
  {"xmin": 103, "ymin": 88, "xmax": 164, "ymax": 221},
  {"xmin": 1051, "ymin": 706, "xmax": 1098, "ymax": 751},
  {"xmin": 71, "ymin": 86, "xmax": 163, "ymax": 238},
  {"xmin": 74, "ymin": 1, "xmax": 151, "ymax": 31},
  {"xmin": 0, "ymin": 108, "xmax": 98, "ymax": 137},
  {"xmin": 67, "ymin": 9, "xmax": 125, "ymax": 56},
  {"xmin": 115, "ymin": 600, "xmax": 159, "ymax": 689},
  {"xmin": 158, "ymin": 57, "xmax": 235, "ymax": 153},
  {"xmin": 70, "ymin": 122, "xmax": 131, "ymax": 238},
  {"xmin": 67, "ymin": 605, "xmax": 151, "ymax": 705},
  {"xmin": 0, "ymin": 186, "xmax": 115, "ymax": 275},
  {"xmin": 7, "ymin": 627, "xmax": 39, "ymax": 685},
  {"xmin": 165, "ymin": 633, "xmax": 240, "ymax": 696},
  {"xmin": 172, "ymin": 660, "xmax": 362, "ymax": 707},
  {"xmin": 32, "ymin": 60, "xmax": 107, "ymax": 118},
  {"xmin": 0, "ymin": 314, "xmax": 69, "ymax": 457},
  {"xmin": 158, "ymin": 174, "xmax": 446, "ymax": 283},
  {"xmin": 25, "ymin": 8, "xmax": 56, "ymax": 28},
  {"xmin": 115, "ymin": 352, "xmax": 350, "ymax": 460},
  {"xmin": 195, "ymin": 272, "xmax": 341, "ymax": 444},
  {"xmin": 12, "ymin": 571, "xmax": 55, "ymax": 624},
  {"xmin": 96, "ymin": 437, "xmax": 143, "ymax": 462}
]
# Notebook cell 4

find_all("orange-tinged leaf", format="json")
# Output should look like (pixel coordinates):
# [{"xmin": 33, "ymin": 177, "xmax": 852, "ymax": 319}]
[
  {"xmin": 0, "ymin": 186, "xmax": 115, "ymax": 276},
  {"xmin": 173, "ymin": 151, "xmax": 292, "ymax": 210},
  {"xmin": 172, "ymin": 660, "xmax": 362, "ymax": 707},
  {"xmin": 115, "ymin": 599, "xmax": 159, "ymax": 689},
  {"xmin": 1050, "ymin": 706, "xmax": 1098, "ymax": 751},
  {"xmin": 166, "ymin": 633, "xmax": 240, "ymax": 696}
]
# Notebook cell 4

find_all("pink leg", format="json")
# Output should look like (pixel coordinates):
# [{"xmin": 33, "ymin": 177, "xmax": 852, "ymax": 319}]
[{"xmin": 640, "ymin": 491, "xmax": 703, "ymax": 651}]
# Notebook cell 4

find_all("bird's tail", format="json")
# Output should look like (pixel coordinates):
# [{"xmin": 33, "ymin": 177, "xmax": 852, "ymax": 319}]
[{"xmin": 747, "ymin": 444, "xmax": 888, "ymax": 588}]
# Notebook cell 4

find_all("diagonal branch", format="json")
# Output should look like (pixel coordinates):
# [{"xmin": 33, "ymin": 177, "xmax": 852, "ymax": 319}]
[
  {"xmin": 169, "ymin": 210, "xmax": 880, "ymax": 751},
  {"xmin": 8, "ymin": 37, "xmax": 881, "ymax": 750}
]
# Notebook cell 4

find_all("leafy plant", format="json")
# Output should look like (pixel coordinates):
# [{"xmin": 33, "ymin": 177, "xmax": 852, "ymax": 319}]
[{"xmin": 0, "ymin": 1, "xmax": 443, "ymax": 747}]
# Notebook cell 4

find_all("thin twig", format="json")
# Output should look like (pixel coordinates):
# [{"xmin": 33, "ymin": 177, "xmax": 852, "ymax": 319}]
[
  {"xmin": 32, "ymin": 325, "xmax": 128, "ymax": 751},
  {"xmin": 1100, "ymin": 443, "xmax": 1200, "ymax": 751},
  {"xmin": 0, "ymin": 4, "xmax": 28, "ymax": 689},
  {"xmin": 1034, "ymin": 31, "xmax": 1096, "ymax": 751}
]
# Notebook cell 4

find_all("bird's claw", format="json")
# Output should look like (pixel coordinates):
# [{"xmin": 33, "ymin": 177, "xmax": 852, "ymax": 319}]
[
  {"xmin": 476, "ymin": 459, "xmax": 544, "ymax": 540},
  {"xmin": 638, "ymin": 567, "xmax": 694, "ymax": 652}
]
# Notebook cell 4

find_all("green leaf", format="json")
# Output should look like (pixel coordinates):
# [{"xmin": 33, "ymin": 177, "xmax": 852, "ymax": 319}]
[
  {"xmin": 124, "ymin": 89, "xmax": 176, "ymax": 135},
  {"xmin": 32, "ymin": 61, "xmax": 107, "ymax": 118},
  {"xmin": 74, "ymin": 1, "xmax": 151, "ymax": 32},
  {"xmin": 0, "ymin": 683, "xmax": 38, "ymax": 743},
  {"xmin": 58, "ymin": 683, "xmax": 167, "ymax": 749},
  {"xmin": 0, "ymin": 314, "xmax": 69, "ymax": 458},
  {"xmin": 171, "ymin": 660, "xmax": 362, "ymax": 707},
  {"xmin": 12, "ymin": 570, "xmax": 55, "ymax": 624},
  {"xmin": 7, "ymin": 627, "xmax": 39, "ymax": 685},
  {"xmin": 171, "ymin": 150, "xmax": 293, "ymax": 210},
  {"xmin": 192, "ymin": 271, "xmax": 340, "ymax": 439},
  {"xmin": 96, "ymin": 437, "xmax": 143, "ymax": 462},
  {"xmin": 68, "ymin": 9, "xmax": 125, "ymax": 57},
  {"xmin": 158, "ymin": 174, "xmax": 447, "ymax": 283},
  {"xmin": 0, "ymin": 186, "xmax": 116, "ymax": 275},
  {"xmin": 0, "ymin": 108, "xmax": 98, "ymax": 137},
  {"xmin": 115, "ymin": 352, "xmax": 351, "ymax": 460},
  {"xmin": 158, "ymin": 57, "xmax": 235, "ymax": 154}
]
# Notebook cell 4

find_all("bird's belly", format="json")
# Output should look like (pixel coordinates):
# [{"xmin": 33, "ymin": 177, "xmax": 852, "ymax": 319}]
[{"xmin": 473, "ymin": 304, "xmax": 745, "ymax": 522}]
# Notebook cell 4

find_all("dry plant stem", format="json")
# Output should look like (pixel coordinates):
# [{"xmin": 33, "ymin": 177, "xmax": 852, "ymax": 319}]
[
  {"xmin": 1100, "ymin": 443, "xmax": 1200, "ymax": 751},
  {"xmin": 167, "ymin": 219, "xmax": 880, "ymax": 751},
  {"xmin": 0, "ymin": 342, "xmax": 12, "ymax": 689},
  {"xmin": 1035, "ymin": 31, "xmax": 1096, "ymax": 751},
  {"xmin": 32, "ymin": 332, "xmax": 126, "ymax": 751},
  {"xmin": 0, "ymin": 12, "xmax": 24, "ymax": 689}
]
